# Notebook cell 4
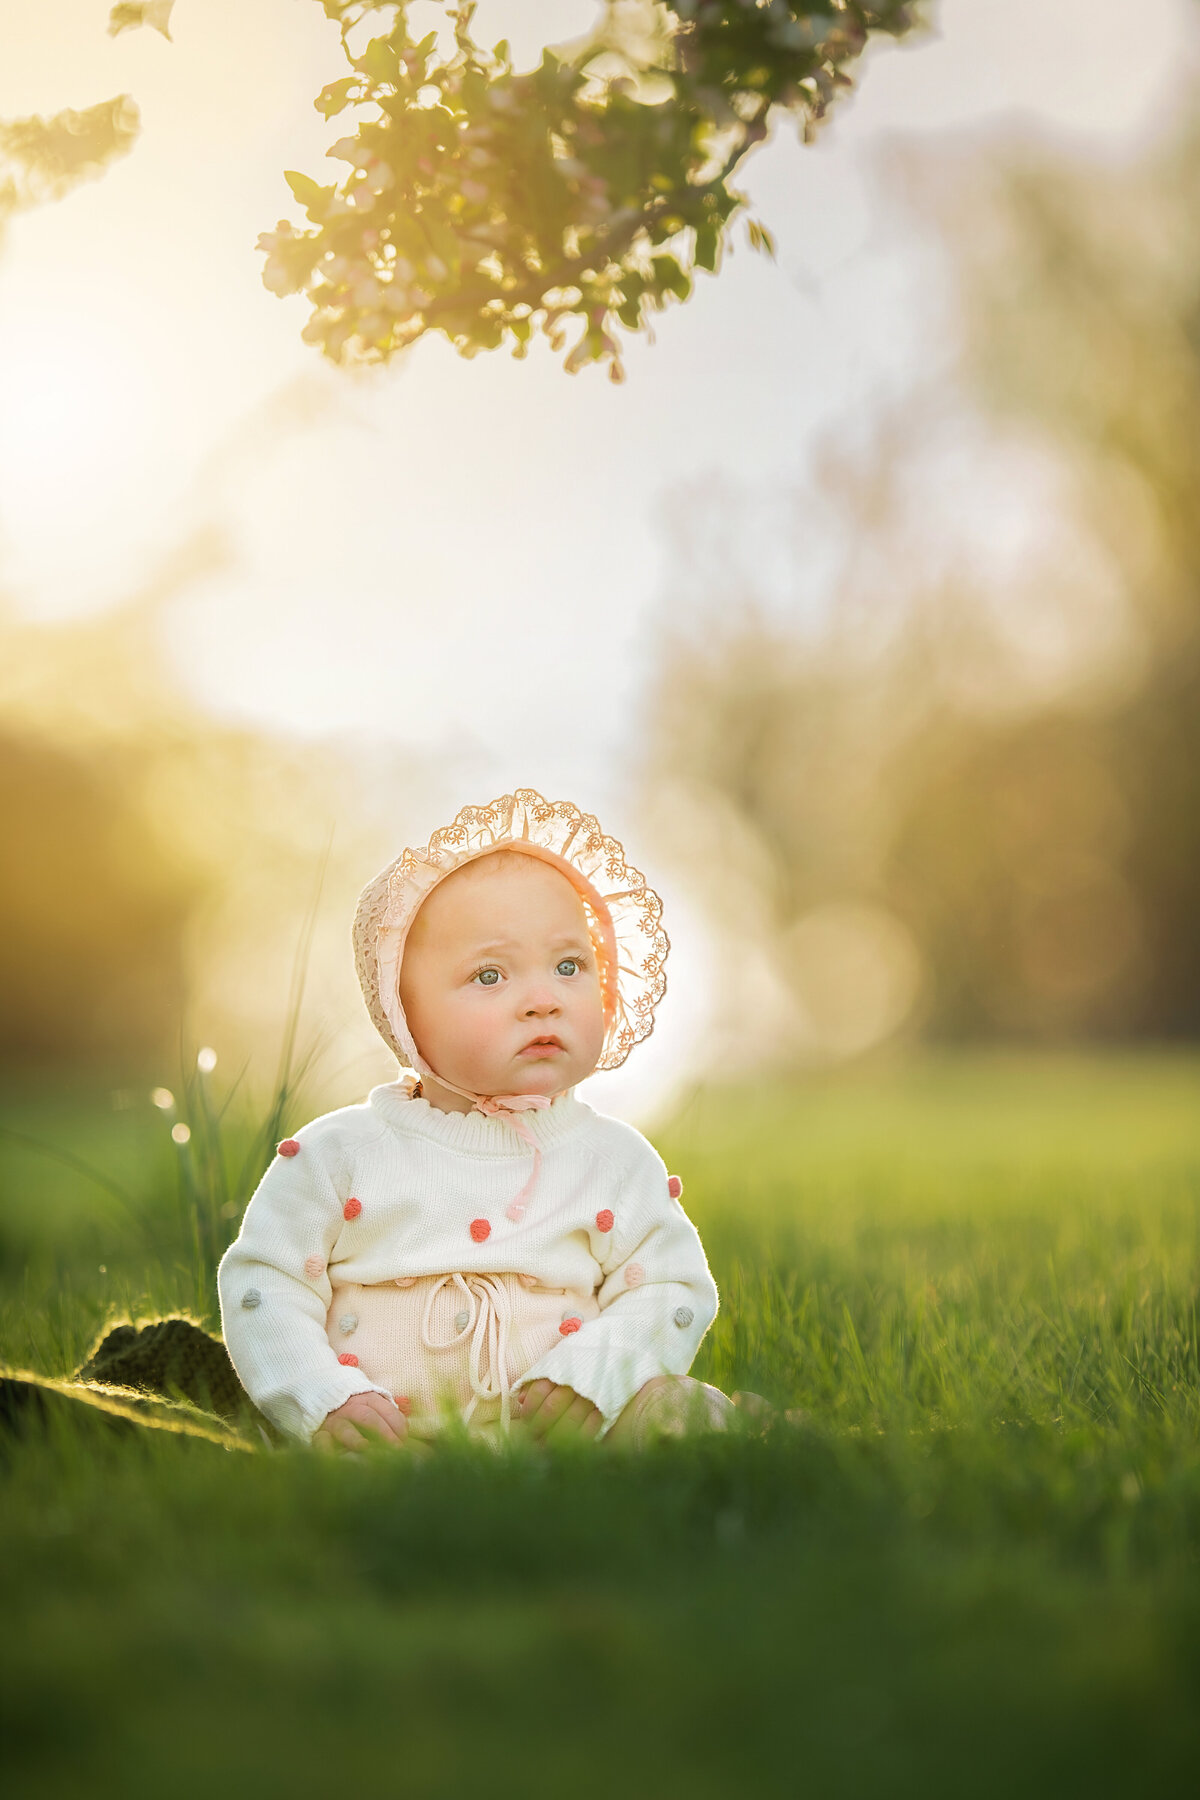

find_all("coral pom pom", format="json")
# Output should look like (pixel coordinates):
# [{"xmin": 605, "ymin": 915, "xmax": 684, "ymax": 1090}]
[
  {"xmin": 469, "ymin": 1218, "xmax": 491, "ymax": 1243},
  {"xmin": 667, "ymin": 1175, "xmax": 683, "ymax": 1200},
  {"xmin": 343, "ymin": 1197, "xmax": 362, "ymax": 1220},
  {"xmin": 337, "ymin": 1352, "xmax": 359, "ymax": 1367},
  {"xmin": 559, "ymin": 1317, "xmax": 582, "ymax": 1336},
  {"xmin": 277, "ymin": 1138, "xmax": 300, "ymax": 1158},
  {"xmin": 595, "ymin": 1208, "xmax": 614, "ymax": 1233},
  {"xmin": 394, "ymin": 1395, "xmax": 412, "ymax": 1415}
]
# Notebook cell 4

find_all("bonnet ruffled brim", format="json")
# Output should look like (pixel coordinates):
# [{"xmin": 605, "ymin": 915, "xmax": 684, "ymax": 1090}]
[{"xmin": 351, "ymin": 788, "xmax": 668, "ymax": 1076}]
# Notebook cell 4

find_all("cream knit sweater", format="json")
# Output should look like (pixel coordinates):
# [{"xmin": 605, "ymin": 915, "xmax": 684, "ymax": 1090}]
[{"xmin": 216, "ymin": 1083, "xmax": 719, "ymax": 1442}]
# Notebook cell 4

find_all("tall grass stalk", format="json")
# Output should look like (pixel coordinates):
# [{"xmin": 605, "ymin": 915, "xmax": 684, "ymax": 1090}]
[{"xmin": 159, "ymin": 847, "xmax": 333, "ymax": 1316}]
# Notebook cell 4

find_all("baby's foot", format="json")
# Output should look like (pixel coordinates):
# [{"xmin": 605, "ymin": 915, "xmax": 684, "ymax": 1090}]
[{"xmin": 730, "ymin": 1390, "xmax": 776, "ymax": 1432}]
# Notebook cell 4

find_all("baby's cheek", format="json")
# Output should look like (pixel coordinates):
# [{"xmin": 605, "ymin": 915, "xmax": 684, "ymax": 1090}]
[
  {"xmin": 453, "ymin": 1005, "xmax": 510, "ymax": 1074},
  {"xmin": 575, "ymin": 986, "xmax": 607, "ymax": 1060}
]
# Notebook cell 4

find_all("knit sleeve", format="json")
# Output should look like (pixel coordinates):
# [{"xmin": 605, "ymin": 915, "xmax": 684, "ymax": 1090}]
[
  {"xmin": 216, "ymin": 1126, "xmax": 398, "ymax": 1442},
  {"xmin": 513, "ymin": 1130, "xmax": 718, "ymax": 1433}
]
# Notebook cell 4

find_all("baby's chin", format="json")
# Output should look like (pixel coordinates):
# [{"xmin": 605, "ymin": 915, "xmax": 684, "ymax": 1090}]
[{"xmin": 480, "ymin": 1055, "xmax": 591, "ymax": 1097}]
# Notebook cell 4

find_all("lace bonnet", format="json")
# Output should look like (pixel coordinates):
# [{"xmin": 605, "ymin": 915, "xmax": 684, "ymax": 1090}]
[{"xmin": 351, "ymin": 788, "xmax": 669, "ymax": 1085}]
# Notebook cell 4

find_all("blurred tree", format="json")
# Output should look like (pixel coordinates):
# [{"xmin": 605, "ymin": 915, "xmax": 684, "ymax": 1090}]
[
  {"xmin": 0, "ymin": 14, "xmax": 164, "ymax": 1069},
  {"xmin": 0, "ymin": 727, "xmax": 192, "ymax": 1066},
  {"xmin": 0, "ymin": 2, "xmax": 175, "ymax": 245},
  {"xmin": 0, "ymin": 547, "xmax": 436, "ymax": 1079},
  {"xmin": 882, "ymin": 112, "xmax": 1200, "ymax": 1039},
  {"xmin": 643, "ymin": 95, "xmax": 1200, "ymax": 1051},
  {"xmin": 260, "ymin": 0, "xmax": 929, "ymax": 377},
  {"xmin": 0, "ymin": 93, "xmax": 140, "ymax": 245}
]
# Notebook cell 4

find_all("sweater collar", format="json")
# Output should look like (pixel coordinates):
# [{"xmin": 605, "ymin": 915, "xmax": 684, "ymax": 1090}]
[{"xmin": 367, "ymin": 1082, "xmax": 592, "ymax": 1155}]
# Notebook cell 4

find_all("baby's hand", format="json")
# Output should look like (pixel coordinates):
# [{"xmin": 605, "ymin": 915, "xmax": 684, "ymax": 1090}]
[
  {"xmin": 513, "ymin": 1379, "xmax": 603, "ymax": 1443},
  {"xmin": 314, "ymin": 1392, "xmax": 408, "ymax": 1455}
]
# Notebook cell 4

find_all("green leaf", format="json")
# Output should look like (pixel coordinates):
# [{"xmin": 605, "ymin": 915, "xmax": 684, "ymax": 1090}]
[
  {"xmin": 315, "ymin": 78, "xmax": 358, "ymax": 120},
  {"xmin": 107, "ymin": 2, "xmax": 174, "ymax": 41},
  {"xmin": 652, "ymin": 254, "xmax": 691, "ymax": 301},
  {"xmin": 358, "ymin": 36, "xmax": 399, "ymax": 85},
  {"xmin": 284, "ymin": 170, "xmax": 335, "ymax": 215},
  {"xmin": 694, "ymin": 222, "xmax": 720, "ymax": 273},
  {"xmin": 746, "ymin": 219, "xmax": 777, "ymax": 260},
  {"xmin": 423, "ymin": 217, "xmax": 463, "ymax": 278}
]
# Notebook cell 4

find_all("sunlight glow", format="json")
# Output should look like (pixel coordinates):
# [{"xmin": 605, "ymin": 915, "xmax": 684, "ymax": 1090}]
[{"xmin": 0, "ymin": 302, "xmax": 167, "ymax": 609}]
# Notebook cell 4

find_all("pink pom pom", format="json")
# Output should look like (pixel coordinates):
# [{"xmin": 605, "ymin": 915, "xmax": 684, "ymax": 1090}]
[
  {"xmin": 277, "ymin": 1138, "xmax": 300, "ymax": 1158},
  {"xmin": 393, "ymin": 1394, "xmax": 412, "ymax": 1415},
  {"xmin": 337, "ymin": 1352, "xmax": 359, "ymax": 1367},
  {"xmin": 469, "ymin": 1218, "xmax": 491, "ymax": 1243},
  {"xmin": 559, "ymin": 1317, "xmax": 582, "ymax": 1336},
  {"xmin": 595, "ymin": 1209, "xmax": 614, "ymax": 1233},
  {"xmin": 303, "ymin": 1255, "xmax": 326, "ymax": 1278},
  {"xmin": 343, "ymin": 1197, "xmax": 362, "ymax": 1220},
  {"xmin": 667, "ymin": 1175, "xmax": 683, "ymax": 1200},
  {"xmin": 624, "ymin": 1263, "xmax": 644, "ymax": 1287}
]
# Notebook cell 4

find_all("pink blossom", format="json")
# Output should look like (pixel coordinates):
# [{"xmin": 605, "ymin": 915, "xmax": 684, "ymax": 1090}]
[
  {"xmin": 261, "ymin": 253, "xmax": 307, "ymax": 297},
  {"xmin": 351, "ymin": 274, "xmax": 382, "ymax": 307}
]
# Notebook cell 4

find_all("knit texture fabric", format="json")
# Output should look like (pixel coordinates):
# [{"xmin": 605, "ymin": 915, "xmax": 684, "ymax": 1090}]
[
  {"xmin": 77, "ymin": 1317, "xmax": 280, "ymax": 1436},
  {"xmin": 323, "ymin": 1270, "xmax": 602, "ymax": 1437},
  {"xmin": 217, "ymin": 1083, "xmax": 718, "ymax": 1444}
]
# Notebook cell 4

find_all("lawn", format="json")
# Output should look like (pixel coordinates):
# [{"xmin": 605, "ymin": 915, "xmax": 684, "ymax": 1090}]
[{"xmin": 2, "ymin": 1051, "xmax": 1199, "ymax": 1797}]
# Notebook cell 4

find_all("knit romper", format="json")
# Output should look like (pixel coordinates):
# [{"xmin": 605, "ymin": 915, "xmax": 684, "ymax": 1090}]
[
  {"xmin": 324, "ymin": 1268, "xmax": 600, "ymax": 1438},
  {"xmin": 217, "ymin": 1085, "xmax": 719, "ymax": 1445}
]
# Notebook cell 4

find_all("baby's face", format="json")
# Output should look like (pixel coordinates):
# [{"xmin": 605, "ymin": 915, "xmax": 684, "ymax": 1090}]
[{"xmin": 398, "ymin": 854, "xmax": 606, "ymax": 1102}]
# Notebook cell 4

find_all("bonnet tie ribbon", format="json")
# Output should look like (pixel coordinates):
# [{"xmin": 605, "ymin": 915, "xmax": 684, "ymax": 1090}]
[
  {"xmin": 472, "ymin": 1091, "xmax": 552, "ymax": 1221},
  {"xmin": 409, "ymin": 1074, "xmax": 554, "ymax": 1221}
]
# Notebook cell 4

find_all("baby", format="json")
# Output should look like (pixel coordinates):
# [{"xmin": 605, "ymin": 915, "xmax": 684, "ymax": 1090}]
[{"xmin": 217, "ymin": 790, "xmax": 734, "ymax": 1453}]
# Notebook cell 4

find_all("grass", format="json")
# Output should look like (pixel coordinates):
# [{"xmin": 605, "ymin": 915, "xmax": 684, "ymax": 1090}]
[{"xmin": 2, "ymin": 1049, "xmax": 1200, "ymax": 1796}]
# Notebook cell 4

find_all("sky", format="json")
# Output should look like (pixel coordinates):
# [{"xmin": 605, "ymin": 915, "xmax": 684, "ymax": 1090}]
[{"xmin": 2, "ymin": 0, "xmax": 1198, "ymax": 1116}]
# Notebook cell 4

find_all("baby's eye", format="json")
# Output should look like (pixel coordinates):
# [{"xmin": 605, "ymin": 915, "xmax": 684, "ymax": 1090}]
[
  {"xmin": 473, "ymin": 968, "xmax": 501, "ymax": 987},
  {"xmin": 556, "ymin": 958, "xmax": 581, "ymax": 978}
]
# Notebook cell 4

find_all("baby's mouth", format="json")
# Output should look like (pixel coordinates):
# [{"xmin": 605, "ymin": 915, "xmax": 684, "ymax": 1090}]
[{"xmin": 519, "ymin": 1035, "xmax": 565, "ymax": 1057}]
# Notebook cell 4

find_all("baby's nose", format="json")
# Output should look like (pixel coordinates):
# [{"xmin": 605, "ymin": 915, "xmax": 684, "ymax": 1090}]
[{"xmin": 522, "ymin": 987, "xmax": 560, "ymax": 1014}]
